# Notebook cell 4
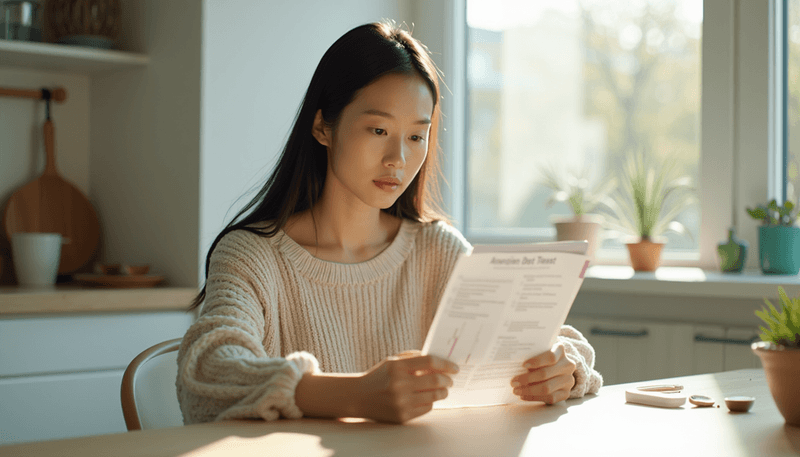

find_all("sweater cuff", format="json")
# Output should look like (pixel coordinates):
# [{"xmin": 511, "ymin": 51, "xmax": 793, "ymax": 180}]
[
  {"xmin": 557, "ymin": 326, "xmax": 604, "ymax": 398},
  {"xmin": 561, "ymin": 339, "xmax": 598, "ymax": 398},
  {"xmin": 254, "ymin": 351, "xmax": 320, "ymax": 420}
]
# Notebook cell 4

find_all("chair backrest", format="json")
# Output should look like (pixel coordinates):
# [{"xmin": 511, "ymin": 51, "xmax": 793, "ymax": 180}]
[{"xmin": 121, "ymin": 338, "xmax": 184, "ymax": 431}]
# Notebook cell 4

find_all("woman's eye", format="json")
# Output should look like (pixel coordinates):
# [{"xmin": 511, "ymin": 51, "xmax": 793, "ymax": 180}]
[
  {"xmin": 373, "ymin": 128, "xmax": 386, "ymax": 135},
  {"xmin": 411, "ymin": 135, "xmax": 426, "ymax": 142}
]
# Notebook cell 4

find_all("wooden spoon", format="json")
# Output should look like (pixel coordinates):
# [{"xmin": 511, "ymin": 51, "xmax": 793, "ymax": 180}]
[{"xmin": 3, "ymin": 102, "xmax": 100, "ymax": 274}]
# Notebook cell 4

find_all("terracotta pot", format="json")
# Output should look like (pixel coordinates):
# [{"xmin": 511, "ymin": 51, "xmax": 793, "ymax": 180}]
[
  {"xmin": 553, "ymin": 215, "xmax": 603, "ymax": 260},
  {"xmin": 752, "ymin": 341, "xmax": 800, "ymax": 426},
  {"xmin": 625, "ymin": 239, "xmax": 664, "ymax": 271}
]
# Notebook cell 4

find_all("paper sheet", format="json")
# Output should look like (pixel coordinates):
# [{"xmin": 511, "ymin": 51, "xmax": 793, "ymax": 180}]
[{"xmin": 421, "ymin": 241, "xmax": 589, "ymax": 408}]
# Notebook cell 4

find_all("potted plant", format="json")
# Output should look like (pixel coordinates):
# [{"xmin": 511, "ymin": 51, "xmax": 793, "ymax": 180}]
[
  {"xmin": 601, "ymin": 152, "xmax": 696, "ymax": 271},
  {"xmin": 751, "ymin": 286, "xmax": 800, "ymax": 426},
  {"xmin": 539, "ymin": 164, "xmax": 617, "ymax": 260},
  {"xmin": 746, "ymin": 199, "xmax": 800, "ymax": 275}
]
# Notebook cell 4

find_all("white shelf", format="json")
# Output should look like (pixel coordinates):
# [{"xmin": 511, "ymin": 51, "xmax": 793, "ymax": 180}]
[{"xmin": 0, "ymin": 40, "xmax": 148, "ymax": 74}]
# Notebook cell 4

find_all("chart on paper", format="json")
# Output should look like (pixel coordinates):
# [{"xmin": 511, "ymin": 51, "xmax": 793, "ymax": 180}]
[{"xmin": 445, "ymin": 320, "xmax": 486, "ymax": 366}]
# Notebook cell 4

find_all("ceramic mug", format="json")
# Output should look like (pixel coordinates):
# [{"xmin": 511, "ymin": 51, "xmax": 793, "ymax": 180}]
[{"xmin": 11, "ymin": 232, "xmax": 62, "ymax": 288}]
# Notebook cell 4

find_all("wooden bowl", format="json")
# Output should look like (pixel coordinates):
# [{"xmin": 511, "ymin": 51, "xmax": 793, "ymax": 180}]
[
  {"xmin": 94, "ymin": 263, "xmax": 121, "ymax": 275},
  {"xmin": 122, "ymin": 264, "xmax": 149, "ymax": 276}
]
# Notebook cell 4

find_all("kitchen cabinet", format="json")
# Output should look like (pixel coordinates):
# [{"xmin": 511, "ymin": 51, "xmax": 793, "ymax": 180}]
[
  {"xmin": 566, "ymin": 317, "xmax": 693, "ymax": 386},
  {"xmin": 565, "ymin": 316, "xmax": 760, "ymax": 386},
  {"xmin": 0, "ymin": 311, "xmax": 193, "ymax": 445}
]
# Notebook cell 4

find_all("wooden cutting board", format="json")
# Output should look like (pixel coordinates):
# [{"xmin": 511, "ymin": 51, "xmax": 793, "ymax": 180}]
[{"xmin": 3, "ymin": 118, "xmax": 100, "ymax": 274}]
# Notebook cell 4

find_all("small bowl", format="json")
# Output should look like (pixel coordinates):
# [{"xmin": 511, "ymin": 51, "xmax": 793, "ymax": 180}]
[
  {"xmin": 122, "ymin": 264, "xmax": 150, "ymax": 276},
  {"xmin": 725, "ymin": 396, "xmax": 755, "ymax": 412},
  {"xmin": 94, "ymin": 263, "xmax": 121, "ymax": 275}
]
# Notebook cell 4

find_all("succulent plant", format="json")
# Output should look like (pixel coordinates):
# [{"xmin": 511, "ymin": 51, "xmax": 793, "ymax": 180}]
[
  {"xmin": 747, "ymin": 199, "xmax": 798, "ymax": 226},
  {"xmin": 756, "ymin": 287, "xmax": 800, "ymax": 348}
]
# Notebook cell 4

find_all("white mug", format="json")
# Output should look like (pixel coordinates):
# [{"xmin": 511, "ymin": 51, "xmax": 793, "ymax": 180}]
[{"xmin": 11, "ymin": 232, "xmax": 62, "ymax": 288}]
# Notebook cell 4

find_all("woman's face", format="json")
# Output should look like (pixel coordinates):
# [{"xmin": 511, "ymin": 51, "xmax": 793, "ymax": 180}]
[{"xmin": 313, "ymin": 72, "xmax": 434, "ymax": 210}]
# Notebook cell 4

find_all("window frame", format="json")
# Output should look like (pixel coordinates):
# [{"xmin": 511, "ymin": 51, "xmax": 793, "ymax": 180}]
[{"xmin": 417, "ymin": 0, "xmax": 781, "ymax": 271}]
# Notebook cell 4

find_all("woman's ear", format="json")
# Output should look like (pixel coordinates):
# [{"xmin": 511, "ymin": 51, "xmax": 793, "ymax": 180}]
[{"xmin": 311, "ymin": 110, "xmax": 331, "ymax": 147}]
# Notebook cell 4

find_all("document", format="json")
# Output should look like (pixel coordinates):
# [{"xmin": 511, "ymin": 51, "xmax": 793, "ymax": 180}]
[{"xmin": 421, "ymin": 241, "xmax": 590, "ymax": 408}]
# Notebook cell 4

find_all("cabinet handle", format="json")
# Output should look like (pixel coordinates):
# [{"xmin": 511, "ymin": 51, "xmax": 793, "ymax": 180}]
[
  {"xmin": 590, "ymin": 328, "xmax": 649, "ymax": 338},
  {"xmin": 694, "ymin": 334, "xmax": 760, "ymax": 346}
]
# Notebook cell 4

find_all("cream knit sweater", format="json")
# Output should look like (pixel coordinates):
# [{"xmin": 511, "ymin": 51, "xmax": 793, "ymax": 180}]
[{"xmin": 176, "ymin": 219, "xmax": 603, "ymax": 424}]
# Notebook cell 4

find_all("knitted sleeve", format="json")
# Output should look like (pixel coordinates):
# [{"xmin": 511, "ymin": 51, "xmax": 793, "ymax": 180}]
[
  {"xmin": 558, "ymin": 324, "xmax": 603, "ymax": 398},
  {"xmin": 176, "ymin": 230, "xmax": 320, "ymax": 424}
]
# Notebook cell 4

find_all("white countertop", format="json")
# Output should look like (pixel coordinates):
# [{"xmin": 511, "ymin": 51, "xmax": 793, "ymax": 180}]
[{"xmin": 583, "ymin": 266, "xmax": 800, "ymax": 299}]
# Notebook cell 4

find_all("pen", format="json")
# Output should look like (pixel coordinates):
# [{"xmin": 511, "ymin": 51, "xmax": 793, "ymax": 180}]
[{"xmin": 637, "ymin": 384, "xmax": 684, "ymax": 392}]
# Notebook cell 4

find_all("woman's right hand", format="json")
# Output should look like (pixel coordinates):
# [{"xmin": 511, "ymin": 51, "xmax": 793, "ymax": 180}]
[{"xmin": 355, "ymin": 351, "xmax": 459, "ymax": 423}]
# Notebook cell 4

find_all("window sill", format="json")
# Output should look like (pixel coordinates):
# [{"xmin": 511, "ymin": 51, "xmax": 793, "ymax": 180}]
[{"xmin": 583, "ymin": 266, "xmax": 800, "ymax": 300}]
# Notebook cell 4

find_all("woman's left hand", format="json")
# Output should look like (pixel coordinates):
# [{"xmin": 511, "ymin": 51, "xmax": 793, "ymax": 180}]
[{"xmin": 510, "ymin": 342, "xmax": 576, "ymax": 404}]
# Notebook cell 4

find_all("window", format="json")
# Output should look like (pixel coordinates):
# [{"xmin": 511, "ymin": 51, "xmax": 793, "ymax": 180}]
[
  {"xmin": 464, "ymin": 0, "xmax": 702, "ymax": 259},
  {"xmin": 787, "ymin": 0, "xmax": 800, "ymax": 203}
]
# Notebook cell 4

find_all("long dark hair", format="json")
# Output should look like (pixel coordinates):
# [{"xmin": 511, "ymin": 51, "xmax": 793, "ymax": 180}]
[{"xmin": 189, "ymin": 21, "xmax": 447, "ymax": 310}]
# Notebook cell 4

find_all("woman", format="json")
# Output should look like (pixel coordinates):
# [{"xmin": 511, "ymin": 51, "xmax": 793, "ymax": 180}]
[{"xmin": 177, "ymin": 21, "xmax": 602, "ymax": 425}]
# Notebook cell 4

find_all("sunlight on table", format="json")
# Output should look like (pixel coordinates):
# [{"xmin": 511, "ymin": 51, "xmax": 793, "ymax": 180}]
[
  {"xmin": 517, "ymin": 378, "xmax": 750, "ymax": 457},
  {"xmin": 180, "ymin": 432, "xmax": 333, "ymax": 457}
]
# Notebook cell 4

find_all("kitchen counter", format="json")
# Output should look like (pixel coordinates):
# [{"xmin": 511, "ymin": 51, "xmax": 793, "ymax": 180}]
[{"xmin": 0, "ymin": 286, "xmax": 197, "ymax": 315}]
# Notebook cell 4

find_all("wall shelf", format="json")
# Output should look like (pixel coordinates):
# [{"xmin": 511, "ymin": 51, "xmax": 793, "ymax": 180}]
[{"xmin": 0, "ymin": 40, "xmax": 148, "ymax": 74}]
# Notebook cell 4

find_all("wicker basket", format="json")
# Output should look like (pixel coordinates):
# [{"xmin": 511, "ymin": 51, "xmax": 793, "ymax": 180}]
[{"xmin": 46, "ymin": 0, "xmax": 121, "ymax": 48}]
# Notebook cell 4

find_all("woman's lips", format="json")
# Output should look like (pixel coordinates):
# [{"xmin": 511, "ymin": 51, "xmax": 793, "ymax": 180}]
[{"xmin": 374, "ymin": 179, "xmax": 400, "ymax": 191}]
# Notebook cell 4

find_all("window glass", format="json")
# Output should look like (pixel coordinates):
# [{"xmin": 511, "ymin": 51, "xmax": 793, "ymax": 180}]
[
  {"xmin": 788, "ymin": 0, "xmax": 800, "ymax": 203},
  {"xmin": 466, "ymin": 0, "xmax": 702, "ymax": 255}
]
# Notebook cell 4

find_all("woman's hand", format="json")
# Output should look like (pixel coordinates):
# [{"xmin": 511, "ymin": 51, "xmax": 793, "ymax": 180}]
[
  {"xmin": 356, "ymin": 350, "xmax": 459, "ymax": 424},
  {"xmin": 510, "ymin": 342, "xmax": 576, "ymax": 404}
]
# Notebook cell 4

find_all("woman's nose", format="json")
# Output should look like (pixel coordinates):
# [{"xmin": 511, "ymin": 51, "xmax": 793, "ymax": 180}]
[{"xmin": 383, "ymin": 139, "xmax": 406, "ymax": 168}]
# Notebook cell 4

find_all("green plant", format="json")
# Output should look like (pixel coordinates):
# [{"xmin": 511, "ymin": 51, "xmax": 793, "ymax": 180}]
[
  {"xmin": 756, "ymin": 286, "xmax": 800, "ymax": 348},
  {"xmin": 602, "ymin": 151, "xmax": 696, "ymax": 240},
  {"xmin": 539, "ymin": 164, "xmax": 617, "ymax": 216},
  {"xmin": 746, "ymin": 200, "xmax": 798, "ymax": 226}
]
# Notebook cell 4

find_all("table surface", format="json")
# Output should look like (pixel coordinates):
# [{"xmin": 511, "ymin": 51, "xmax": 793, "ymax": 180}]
[{"xmin": 2, "ymin": 369, "xmax": 798, "ymax": 457}]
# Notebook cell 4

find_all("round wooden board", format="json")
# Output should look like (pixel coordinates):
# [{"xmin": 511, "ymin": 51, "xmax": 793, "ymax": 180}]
[
  {"xmin": 3, "ymin": 118, "xmax": 100, "ymax": 275},
  {"xmin": 3, "ymin": 175, "xmax": 100, "ymax": 274}
]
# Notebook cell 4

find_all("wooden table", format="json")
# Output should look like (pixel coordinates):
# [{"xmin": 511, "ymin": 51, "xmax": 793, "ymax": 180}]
[{"xmin": 2, "ymin": 369, "xmax": 798, "ymax": 456}]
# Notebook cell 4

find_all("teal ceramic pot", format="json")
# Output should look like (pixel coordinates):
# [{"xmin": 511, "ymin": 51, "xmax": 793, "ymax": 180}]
[{"xmin": 758, "ymin": 225, "xmax": 800, "ymax": 275}]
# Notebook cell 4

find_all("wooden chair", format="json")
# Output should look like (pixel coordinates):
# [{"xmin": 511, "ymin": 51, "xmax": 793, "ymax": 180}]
[{"xmin": 120, "ymin": 338, "xmax": 184, "ymax": 431}]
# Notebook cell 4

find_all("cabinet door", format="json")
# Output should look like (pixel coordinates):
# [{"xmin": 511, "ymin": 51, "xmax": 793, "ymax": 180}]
[
  {"xmin": 691, "ymin": 325, "xmax": 726, "ymax": 375},
  {"xmin": 565, "ymin": 317, "xmax": 618, "ymax": 385},
  {"xmin": 0, "ymin": 370, "xmax": 127, "ymax": 445},
  {"xmin": 568, "ymin": 318, "xmax": 694, "ymax": 385},
  {"xmin": 723, "ymin": 327, "xmax": 761, "ymax": 371},
  {"xmin": 0, "ymin": 312, "xmax": 193, "ymax": 377}
]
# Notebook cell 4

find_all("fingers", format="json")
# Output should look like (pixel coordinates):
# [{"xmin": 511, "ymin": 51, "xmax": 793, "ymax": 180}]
[
  {"xmin": 413, "ymin": 371, "xmax": 453, "ymax": 392},
  {"xmin": 511, "ymin": 348, "xmax": 577, "ymax": 404},
  {"xmin": 393, "ymin": 350, "xmax": 422, "ymax": 360},
  {"xmin": 402, "ymin": 354, "xmax": 460, "ymax": 375},
  {"xmin": 522, "ymin": 342, "xmax": 566, "ymax": 370},
  {"xmin": 512, "ymin": 354, "xmax": 576, "ymax": 386},
  {"xmin": 519, "ymin": 386, "xmax": 572, "ymax": 405},
  {"xmin": 512, "ymin": 373, "xmax": 574, "ymax": 404}
]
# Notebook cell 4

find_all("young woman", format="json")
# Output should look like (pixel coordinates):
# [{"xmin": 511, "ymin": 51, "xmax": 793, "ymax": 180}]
[{"xmin": 177, "ymin": 21, "xmax": 602, "ymax": 425}]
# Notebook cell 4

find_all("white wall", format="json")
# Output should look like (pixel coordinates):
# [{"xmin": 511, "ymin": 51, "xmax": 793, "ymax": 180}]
[
  {"xmin": 91, "ymin": 0, "xmax": 203, "ymax": 286},
  {"xmin": 199, "ymin": 0, "xmax": 413, "ymax": 283}
]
